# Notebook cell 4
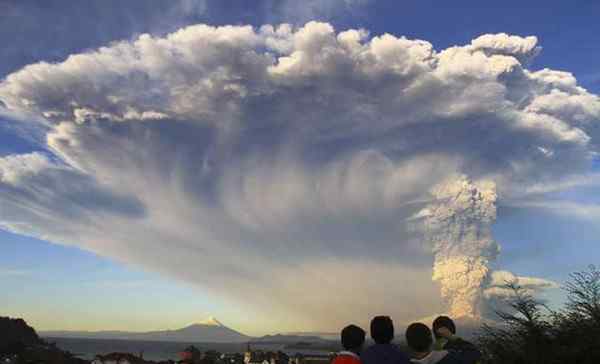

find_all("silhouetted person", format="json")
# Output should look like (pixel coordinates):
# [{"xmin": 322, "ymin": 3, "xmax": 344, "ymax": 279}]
[
  {"xmin": 432, "ymin": 316, "xmax": 479, "ymax": 358},
  {"xmin": 405, "ymin": 323, "xmax": 481, "ymax": 364},
  {"xmin": 332, "ymin": 324, "xmax": 366, "ymax": 364},
  {"xmin": 361, "ymin": 316, "xmax": 409, "ymax": 364},
  {"xmin": 432, "ymin": 316, "xmax": 457, "ymax": 351}
]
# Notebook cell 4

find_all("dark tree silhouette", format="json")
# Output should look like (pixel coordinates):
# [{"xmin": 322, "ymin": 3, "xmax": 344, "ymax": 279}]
[
  {"xmin": 553, "ymin": 265, "xmax": 600, "ymax": 363},
  {"xmin": 477, "ymin": 266, "xmax": 600, "ymax": 364},
  {"xmin": 563, "ymin": 265, "xmax": 600, "ymax": 323},
  {"xmin": 476, "ymin": 282, "xmax": 554, "ymax": 364}
]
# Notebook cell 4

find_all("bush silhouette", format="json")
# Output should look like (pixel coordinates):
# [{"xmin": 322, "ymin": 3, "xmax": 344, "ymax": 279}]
[{"xmin": 477, "ymin": 266, "xmax": 600, "ymax": 364}]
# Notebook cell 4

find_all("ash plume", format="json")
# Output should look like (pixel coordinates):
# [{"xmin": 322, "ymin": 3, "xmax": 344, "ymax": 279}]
[
  {"xmin": 418, "ymin": 176, "xmax": 500, "ymax": 318},
  {"xmin": 0, "ymin": 22, "xmax": 598, "ymax": 328},
  {"xmin": 417, "ymin": 176, "xmax": 558, "ymax": 319}
]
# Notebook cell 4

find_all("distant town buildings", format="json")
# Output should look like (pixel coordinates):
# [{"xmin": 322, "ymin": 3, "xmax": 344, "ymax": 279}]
[
  {"xmin": 0, "ymin": 354, "xmax": 18, "ymax": 364},
  {"xmin": 88, "ymin": 344, "xmax": 328, "ymax": 364},
  {"xmin": 179, "ymin": 345, "xmax": 203, "ymax": 364},
  {"xmin": 244, "ymin": 344, "xmax": 329, "ymax": 364},
  {"xmin": 69, "ymin": 347, "xmax": 332, "ymax": 364},
  {"xmin": 244, "ymin": 344, "xmax": 291, "ymax": 364},
  {"xmin": 91, "ymin": 352, "xmax": 148, "ymax": 364},
  {"xmin": 220, "ymin": 353, "xmax": 244, "ymax": 364}
]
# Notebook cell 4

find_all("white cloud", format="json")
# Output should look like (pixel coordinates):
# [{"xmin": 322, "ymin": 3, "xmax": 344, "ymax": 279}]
[
  {"xmin": 0, "ymin": 22, "xmax": 598, "ymax": 328},
  {"xmin": 469, "ymin": 33, "xmax": 541, "ymax": 64},
  {"xmin": 0, "ymin": 153, "xmax": 52, "ymax": 185},
  {"xmin": 517, "ymin": 173, "xmax": 600, "ymax": 195},
  {"xmin": 483, "ymin": 270, "xmax": 559, "ymax": 309},
  {"xmin": 507, "ymin": 200, "xmax": 600, "ymax": 221},
  {"xmin": 486, "ymin": 270, "xmax": 558, "ymax": 290}
]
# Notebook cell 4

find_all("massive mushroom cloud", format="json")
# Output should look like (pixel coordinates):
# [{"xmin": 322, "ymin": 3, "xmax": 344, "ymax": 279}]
[{"xmin": 1, "ymin": 22, "xmax": 599, "ymax": 327}]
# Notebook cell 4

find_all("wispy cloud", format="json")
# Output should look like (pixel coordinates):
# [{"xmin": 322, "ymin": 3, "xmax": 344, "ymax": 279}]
[
  {"xmin": 515, "ymin": 173, "xmax": 600, "ymax": 196},
  {"xmin": 0, "ymin": 268, "xmax": 31, "ymax": 277},
  {"xmin": 508, "ymin": 200, "xmax": 600, "ymax": 221},
  {"xmin": 92, "ymin": 280, "xmax": 154, "ymax": 289}
]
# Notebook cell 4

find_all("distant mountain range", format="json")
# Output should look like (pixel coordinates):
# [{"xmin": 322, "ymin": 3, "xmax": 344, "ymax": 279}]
[
  {"xmin": 40, "ymin": 315, "xmax": 486, "ymax": 344},
  {"xmin": 41, "ymin": 317, "xmax": 336, "ymax": 344},
  {"xmin": 249, "ymin": 334, "xmax": 332, "ymax": 344},
  {"xmin": 40, "ymin": 317, "xmax": 250, "ymax": 343},
  {"xmin": 281, "ymin": 332, "xmax": 339, "ymax": 340}
]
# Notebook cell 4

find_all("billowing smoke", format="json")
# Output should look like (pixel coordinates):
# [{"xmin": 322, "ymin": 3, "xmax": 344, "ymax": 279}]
[
  {"xmin": 416, "ymin": 175, "xmax": 561, "ymax": 318},
  {"xmin": 0, "ymin": 22, "xmax": 599, "ymax": 328},
  {"xmin": 417, "ymin": 176, "xmax": 499, "ymax": 318}
]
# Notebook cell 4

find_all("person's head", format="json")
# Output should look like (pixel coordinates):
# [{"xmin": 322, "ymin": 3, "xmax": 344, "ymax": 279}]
[
  {"xmin": 370, "ymin": 316, "xmax": 394, "ymax": 344},
  {"xmin": 405, "ymin": 323, "xmax": 433, "ymax": 353},
  {"xmin": 341, "ymin": 325, "xmax": 366, "ymax": 352},
  {"xmin": 432, "ymin": 316, "xmax": 456, "ymax": 339}
]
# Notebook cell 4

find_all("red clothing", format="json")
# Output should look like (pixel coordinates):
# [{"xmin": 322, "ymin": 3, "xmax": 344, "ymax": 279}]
[{"xmin": 332, "ymin": 352, "xmax": 362, "ymax": 364}]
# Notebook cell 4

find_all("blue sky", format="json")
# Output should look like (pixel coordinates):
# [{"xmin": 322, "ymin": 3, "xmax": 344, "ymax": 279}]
[
  {"xmin": 1, "ymin": 0, "xmax": 599, "ymax": 335},
  {"xmin": 0, "ymin": 231, "xmax": 235, "ymax": 331}
]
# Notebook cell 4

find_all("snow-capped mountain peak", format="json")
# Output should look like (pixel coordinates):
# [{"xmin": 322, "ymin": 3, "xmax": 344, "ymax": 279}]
[
  {"xmin": 40, "ymin": 316, "xmax": 250, "ymax": 343},
  {"xmin": 197, "ymin": 316, "xmax": 224, "ymax": 327}
]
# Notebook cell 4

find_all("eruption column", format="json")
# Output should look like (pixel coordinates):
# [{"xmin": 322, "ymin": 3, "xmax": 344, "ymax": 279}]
[{"xmin": 420, "ymin": 176, "xmax": 500, "ymax": 318}]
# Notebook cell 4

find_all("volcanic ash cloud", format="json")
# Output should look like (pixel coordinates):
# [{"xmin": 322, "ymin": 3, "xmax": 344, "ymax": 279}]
[
  {"xmin": 418, "ymin": 176, "xmax": 500, "ymax": 318},
  {"xmin": 0, "ymin": 22, "xmax": 599, "ymax": 325}
]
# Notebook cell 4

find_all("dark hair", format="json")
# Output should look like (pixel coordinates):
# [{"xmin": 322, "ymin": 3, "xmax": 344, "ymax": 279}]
[
  {"xmin": 341, "ymin": 325, "xmax": 366, "ymax": 351},
  {"xmin": 405, "ymin": 323, "xmax": 433, "ymax": 352},
  {"xmin": 432, "ymin": 316, "xmax": 456, "ymax": 339},
  {"xmin": 370, "ymin": 316, "xmax": 394, "ymax": 344}
]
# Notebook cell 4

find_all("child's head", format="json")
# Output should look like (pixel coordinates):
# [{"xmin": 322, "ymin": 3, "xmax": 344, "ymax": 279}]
[
  {"xmin": 432, "ymin": 316, "xmax": 456, "ymax": 339},
  {"xmin": 341, "ymin": 324, "xmax": 366, "ymax": 351},
  {"xmin": 405, "ymin": 323, "xmax": 433, "ymax": 353},
  {"xmin": 370, "ymin": 316, "xmax": 394, "ymax": 344}
]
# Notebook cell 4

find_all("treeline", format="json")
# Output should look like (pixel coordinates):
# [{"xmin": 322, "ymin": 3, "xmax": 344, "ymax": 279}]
[
  {"xmin": 0, "ymin": 317, "xmax": 87, "ymax": 364},
  {"xmin": 476, "ymin": 265, "xmax": 600, "ymax": 364}
]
